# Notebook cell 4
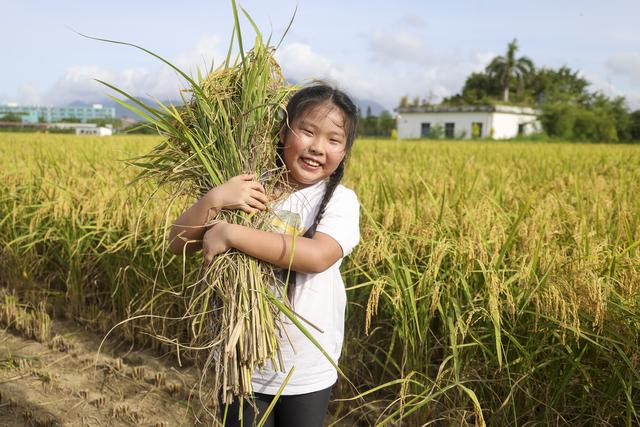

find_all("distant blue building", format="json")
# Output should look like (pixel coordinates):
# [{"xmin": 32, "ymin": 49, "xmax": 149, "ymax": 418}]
[{"xmin": 0, "ymin": 103, "xmax": 116, "ymax": 124}]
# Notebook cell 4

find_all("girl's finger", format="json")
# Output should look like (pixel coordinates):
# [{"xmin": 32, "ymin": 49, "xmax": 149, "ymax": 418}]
[
  {"xmin": 251, "ymin": 190, "xmax": 269, "ymax": 204},
  {"xmin": 247, "ymin": 199, "xmax": 266, "ymax": 211},
  {"xmin": 240, "ymin": 173, "xmax": 255, "ymax": 181},
  {"xmin": 251, "ymin": 181, "xmax": 266, "ymax": 194},
  {"xmin": 241, "ymin": 205, "xmax": 258, "ymax": 214}
]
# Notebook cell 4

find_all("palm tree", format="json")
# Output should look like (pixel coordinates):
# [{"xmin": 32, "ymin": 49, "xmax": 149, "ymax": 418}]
[{"xmin": 486, "ymin": 39, "xmax": 534, "ymax": 102}]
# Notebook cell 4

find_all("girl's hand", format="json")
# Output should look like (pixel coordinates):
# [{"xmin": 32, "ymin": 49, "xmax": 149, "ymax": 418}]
[
  {"xmin": 208, "ymin": 174, "xmax": 268, "ymax": 214},
  {"xmin": 202, "ymin": 221, "xmax": 232, "ymax": 265}
]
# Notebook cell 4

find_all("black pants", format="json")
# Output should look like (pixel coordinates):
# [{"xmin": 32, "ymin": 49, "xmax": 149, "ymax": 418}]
[{"xmin": 222, "ymin": 385, "xmax": 333, "ymax": 427}]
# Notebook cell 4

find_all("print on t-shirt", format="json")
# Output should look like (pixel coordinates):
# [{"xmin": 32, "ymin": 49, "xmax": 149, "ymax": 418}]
[
  {"xmin": 271, "ymin": 209, "xmax": 304, "ymax": 236},
  {"xmin": 270, "ymin": 209, "xmax": 305, "ymax": 308}
]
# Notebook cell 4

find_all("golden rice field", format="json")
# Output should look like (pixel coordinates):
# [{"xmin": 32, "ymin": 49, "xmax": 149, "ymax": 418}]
[{"xmin": 1, "ymin": 132, "xmax": 639, "ymax": 426}]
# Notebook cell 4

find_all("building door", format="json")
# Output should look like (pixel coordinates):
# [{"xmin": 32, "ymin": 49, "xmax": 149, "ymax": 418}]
[
  {"xmin": 518, "ymin": 124, "xmax": 525, "ymax": 136},
  {"xmin": 471, "ymin": 122, "xmax": 483, "ymax": 138},
  {"xmin": 445, "ymin": 122, "xmax": 455, "ymax": 139},
  {"xmin": 421, "ymin": 122, "xmax": 431, "ymax": 138}
]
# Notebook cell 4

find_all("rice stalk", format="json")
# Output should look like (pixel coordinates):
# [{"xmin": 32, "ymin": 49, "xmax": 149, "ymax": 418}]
[{"xmin": 85, "ymin": 1, "xmax": 298, "ymax": 410}]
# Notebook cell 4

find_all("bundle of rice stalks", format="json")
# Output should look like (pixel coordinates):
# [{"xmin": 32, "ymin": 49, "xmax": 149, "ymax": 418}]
[{"xmin": 86, "ymin": 1, "xmax": 301, "ymax": 411}]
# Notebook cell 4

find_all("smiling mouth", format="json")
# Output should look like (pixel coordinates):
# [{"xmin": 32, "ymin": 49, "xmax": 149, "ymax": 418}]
[{"xmin": 301, "ymin": 157, "xmax": 322, "ymax": 168}]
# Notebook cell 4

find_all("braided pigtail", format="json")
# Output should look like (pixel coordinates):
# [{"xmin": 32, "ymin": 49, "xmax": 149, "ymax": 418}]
[
  {"xmin": 305, "ymin": 163, "xmax": 344, "ymax": 237},
  {"xmin": 287, "ymin": 162, "xmax": 346, "ymax": 301}
]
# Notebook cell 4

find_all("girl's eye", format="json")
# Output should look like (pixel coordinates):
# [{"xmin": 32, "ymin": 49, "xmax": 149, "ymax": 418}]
[{"xmin": 302, "ymin": 129, "xmax": 313, "ymax": 135}]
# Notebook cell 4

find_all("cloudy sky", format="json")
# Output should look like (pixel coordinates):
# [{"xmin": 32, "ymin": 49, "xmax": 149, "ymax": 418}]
[{"xmin": 2, "ymin": 0, "xmax": 640, "ymax": 111}]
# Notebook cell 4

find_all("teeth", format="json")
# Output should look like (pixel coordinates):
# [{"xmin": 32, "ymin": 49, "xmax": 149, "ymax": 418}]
[{"xmin": 302, "ymin": 158, "xmax": 321, "ymax": 167}]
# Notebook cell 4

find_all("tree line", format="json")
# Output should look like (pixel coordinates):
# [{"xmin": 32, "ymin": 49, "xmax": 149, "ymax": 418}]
[
  {"xmin": 357, "ymin": 106, "xmax": 396, "ymax": 138},
  {"xmin": 400, "ymin": 39, "xmax": 640, "ymax": 142}
]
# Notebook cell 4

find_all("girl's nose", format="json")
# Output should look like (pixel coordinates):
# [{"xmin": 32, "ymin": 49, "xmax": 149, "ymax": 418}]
[{"xmin": 308, "ymin": 139, "xmax": 324, "ymax": 155}]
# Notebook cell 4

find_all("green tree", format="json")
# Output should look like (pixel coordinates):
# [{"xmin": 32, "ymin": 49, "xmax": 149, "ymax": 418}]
[
  {"xmin": 529, "ymin": 66, "xmax": 589, "ymax": 105},
  {"xmin": 540, "ymin": 101, "xmax": 621, "ymax": 142},
  {"xmin": 443, "ymin": 72, "xmax": 502, "ymax": 105},
  {"xmin": 378, "ymin": 110, "xmax": 395, "ymax": 137},
  {"xmin": 357, "ymin": 109, "xmax": 396, "ymax": 138},
  {"xmin": 540, "ymin": 103, "xmax": 576, "ymax": 139},
  {"xmin": 359, "ymin": 106, "xmax": 377, "ymax": 136},
  {"xmin": 486, "ymin": 39, "xmax": 534, "ymax": 102},
  {"xmin": 629, "ymin": 110, "xmax": 640, "ymax": 141},
  {"xmin": 587, "ymin": 93, "xmax": 630, "ymax": 141},
  {"xmin": 0, "ymin": 112, "xmax": 25, "ymax": 123},
  {"xmin": 573, "ymin": 108, "xmax": 617, "ymax": 142}
]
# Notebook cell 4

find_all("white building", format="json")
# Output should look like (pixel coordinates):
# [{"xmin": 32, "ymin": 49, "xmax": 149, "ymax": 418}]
[
  {"xmin": 47, "ymin": 122, "xmax": 113, "ymax": 136},
  {"xmin": 75, "ymin": 125, "xmax": 113, "ymax": 136},
  {"xmin": 396, "ymin": 105, "xmax": 541, "ymax": 140}
]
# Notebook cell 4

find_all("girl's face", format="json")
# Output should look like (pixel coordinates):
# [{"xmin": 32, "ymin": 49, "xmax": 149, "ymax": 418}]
[{"xmin": 281, "ymin": 101, "xmax": 348, "ymax": 189}]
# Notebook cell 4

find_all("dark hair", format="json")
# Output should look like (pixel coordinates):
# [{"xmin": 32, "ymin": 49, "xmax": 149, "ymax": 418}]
[{"xmin": 278, "ymin": 82, "xmax": 359, "ymax": 300}]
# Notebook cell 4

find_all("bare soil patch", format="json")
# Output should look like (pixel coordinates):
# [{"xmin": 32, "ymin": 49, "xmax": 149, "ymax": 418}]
[{"xmin": 0, "ymin": 318, "xmax": 209, "ymax": 426}]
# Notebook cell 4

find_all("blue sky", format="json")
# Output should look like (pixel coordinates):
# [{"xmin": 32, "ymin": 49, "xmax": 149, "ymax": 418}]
[{"xmin": 2, "ymin": 0, "xmax": 640, "ymax": 110}]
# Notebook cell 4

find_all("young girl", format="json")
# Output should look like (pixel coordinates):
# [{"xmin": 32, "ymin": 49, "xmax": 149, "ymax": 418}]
[{"xmin": 168, "ymin": 83, "xmax": 360, "ymax": 427}]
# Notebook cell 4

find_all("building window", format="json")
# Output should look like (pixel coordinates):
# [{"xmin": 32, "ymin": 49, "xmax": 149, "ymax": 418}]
[
  {"xmin": 420, "ymin": 122, "xmax": 431, "ymax": 138},
  {"xmin": 445, "ymin": 122, "xmax": 455, "ymax": 139},
  {"xmin": 471, "ymin": 122, "xmax": 483, "ymax": 138}
]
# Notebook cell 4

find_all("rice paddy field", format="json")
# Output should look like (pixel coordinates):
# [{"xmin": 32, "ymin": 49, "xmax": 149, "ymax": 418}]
[{"xmin": 1, "ymin": 132, "xmax": 639, "ymax": 426}]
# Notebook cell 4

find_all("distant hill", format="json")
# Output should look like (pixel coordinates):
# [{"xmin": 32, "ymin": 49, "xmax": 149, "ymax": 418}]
[
  {"xmin": 68, "ymin": 95, "xmax": 389, "ymax": 121},
  {"xmin": 356, "ymin": 99, "xmax": 387, "ymax": 116}
]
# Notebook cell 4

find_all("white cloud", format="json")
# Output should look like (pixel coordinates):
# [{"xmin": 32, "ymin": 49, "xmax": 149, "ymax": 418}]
[
  {"xmin": 173, "ymin": 35, "xmax": 224, "ymax": 69},
  {"xmin": 45, "ymin": 66, "xmax": 117, "ymax": 105},
  {"xmin": 472, "ymin": 51, "xmax": 497, "ymax": 71},
  {"xmin": 0, "ymin": 84, "xmax": 45, "ymax": 105},
  {"xmin": 277, "ymin": 41, "xmax": 496, "ymax": 110},
  {"xmin": 367, "ymin": 31, "xmax": 430, "ymax": 64},
  {"xmin": 16, "ymin": 84, "xmax": 44, "ymax": 105},
  {"xmin": 277, "ymin": 42, "xmax": 382, "ymax": 105},
  {"xmin": 3, "ymin": 34, "xmax": 512, "ymax": 113},
  {"xmin": 6, "ymin": 36, "xmax": 225, "ymax": 106},
  {"xmin": 276, "ymin": 42, "xmax": 333, "ymax": 80},
  {"xmin": 606, "ymin": 53, "xmax": 640, "ymax": 83}
]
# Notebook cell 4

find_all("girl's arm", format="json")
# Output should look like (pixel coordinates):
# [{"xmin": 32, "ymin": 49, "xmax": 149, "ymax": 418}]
[
  {"xmin": 168, "ymin": 174, "xmax": 267, "ymax": 255},
  {"xmin": 202, "ymin": 222, "xmax": 343, "ymax": 274}
]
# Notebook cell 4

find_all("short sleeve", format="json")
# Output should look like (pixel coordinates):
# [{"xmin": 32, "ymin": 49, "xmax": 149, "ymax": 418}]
[{"xmin": 315, "ymin": 186, "xmax": 360, "ymax": 257}]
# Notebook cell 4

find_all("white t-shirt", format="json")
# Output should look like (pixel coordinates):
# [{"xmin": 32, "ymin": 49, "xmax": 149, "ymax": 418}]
[{"xmin": 251, "ymin": 179, "xmax": 360, "ymax": 395}]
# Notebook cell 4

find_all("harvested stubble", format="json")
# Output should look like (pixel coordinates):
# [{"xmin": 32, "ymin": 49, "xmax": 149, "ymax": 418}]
[{"xmin": 0, "ymin": 290, "xmax": 51, "ymax": 342}]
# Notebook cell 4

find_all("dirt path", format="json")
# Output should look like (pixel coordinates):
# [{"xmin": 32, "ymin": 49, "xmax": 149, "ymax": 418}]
[{"xmin": 0, "ymin": 318, "xmax": 211, "ymax": 426}]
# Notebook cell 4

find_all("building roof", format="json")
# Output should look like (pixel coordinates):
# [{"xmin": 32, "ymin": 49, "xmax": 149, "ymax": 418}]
[
  {"xmin": 397, "ymin": 104, "xmax": 540, "ymax": 115},
  {"xmin": 48, "ymin": 123, "xmax": 98, "ymax": 129}
]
